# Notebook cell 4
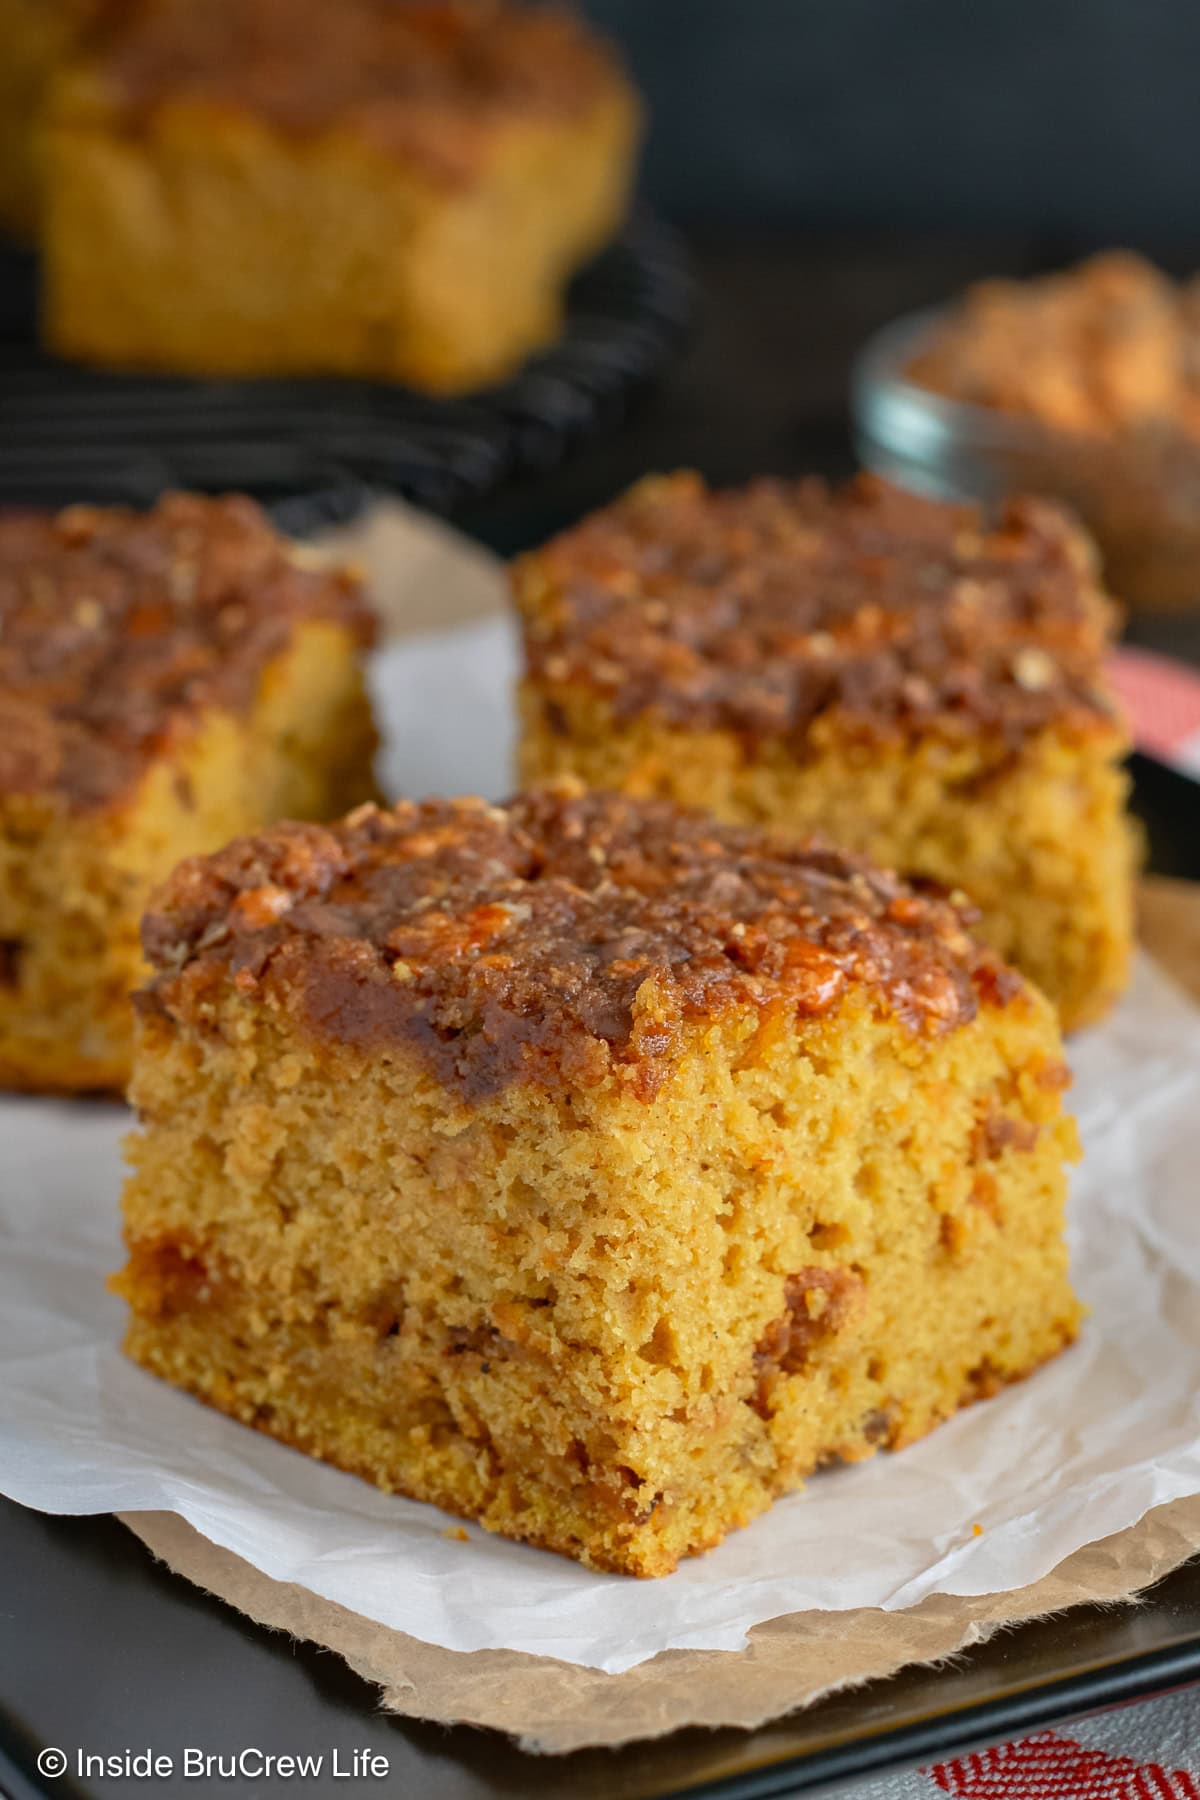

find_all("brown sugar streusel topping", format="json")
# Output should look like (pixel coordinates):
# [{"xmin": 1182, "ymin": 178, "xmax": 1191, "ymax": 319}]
[
  {"xmin": 907, "ymin": 251, "xmax": 1200, "ymax": 441},
  {"xmin": 0, "ymin": 492, "xmax": 372, "ymax": 813},
  {"xmin": 516, "ymin": 472, "xmax": 1123, "ymax": 747},
  {"xmin": 141, "ymin": 785, "xmax": 1025, "ymax": 1102},
  {"xmin": 89, "ymin": 0, "xmax": 627, "ymax": 186}
]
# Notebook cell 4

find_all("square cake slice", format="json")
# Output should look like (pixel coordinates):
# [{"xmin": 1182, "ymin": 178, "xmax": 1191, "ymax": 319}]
[
  {"xmin": 515, "ymin": 473, "xmax": 1137, "ymax": 1032},
  {"xmin": 41, "ymin": 0, "xmax": 640, "ymax": 391},
  {"xmin": 117, "ymin": 785, "xmax": 1080, "ymax": 1577},
  {"xmin": 0, "ymin": 492, "xmax": 376, "ymax": 1093}
]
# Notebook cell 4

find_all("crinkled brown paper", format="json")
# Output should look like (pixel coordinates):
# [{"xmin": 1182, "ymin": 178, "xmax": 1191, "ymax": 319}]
[{"xmin": 121, "ymin": 502, "xmax": 1200, "ymax": 1754}]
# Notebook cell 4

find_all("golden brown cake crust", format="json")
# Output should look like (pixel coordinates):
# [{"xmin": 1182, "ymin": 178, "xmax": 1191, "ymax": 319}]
[
  {"xmin": 88, "ymin": 0, "xmax": 625, "ymax": 185},
  {"xmin": 516, "ymin": 472, "xmax": 1121, "ymax": 748},
  {"xmin": 140, "ymin": 785, "xmax": 1025, "ymax": 1102},
  {"xmin": 0, "ymin": 493, "xmax": 372, "ymax": 813}
]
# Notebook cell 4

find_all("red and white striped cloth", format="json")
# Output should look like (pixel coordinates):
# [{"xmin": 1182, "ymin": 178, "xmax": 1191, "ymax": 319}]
[
  {"xmin": 849, "ymin": 1687, "xmax": 1200, "ymax": 1799},
  {"xmin": 1110, "ymin": 647, "xmax": 1200, "ymax": 780}
]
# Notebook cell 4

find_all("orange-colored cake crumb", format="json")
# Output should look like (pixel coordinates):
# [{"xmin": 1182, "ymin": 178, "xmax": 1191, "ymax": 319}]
[
  {"xmin": 117, "ymin": 785, "xmax": 1080, "ymax": 1576},
  {"xmin": 0, "ymin": 492, "xmax": 377, "ymax": 1092},
  {"xmin": 41, "ymin": 0, "xmax": 641, "ymax": 390},
  {"xmin": 515, "ymin": 472, "xmax": 1136, "ymax": 1031}
]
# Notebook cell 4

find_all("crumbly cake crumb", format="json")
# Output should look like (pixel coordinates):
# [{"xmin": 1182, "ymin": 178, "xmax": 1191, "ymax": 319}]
[
  {"xmin": 0, "ymin": 492, "xmax": 376, "ymax": 1092},
  {"xmin": 119, "ymin": 785, "xmax": 1080, "ymax": 1575},
  {"xmin": 0, "ymin": 491, "xmax": 372, "ymax": 812},
  {"xmin": 42, "ymin": 0, "xmax": 640, "ymax": 389},
  {"xmin": 515, "ymin": 473, "xmax": 1136, "ymax": 1031}
]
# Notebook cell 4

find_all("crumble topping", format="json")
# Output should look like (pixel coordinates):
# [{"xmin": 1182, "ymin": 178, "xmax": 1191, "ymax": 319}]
[
  {"xmin": 516, "ymin": 472, "xmax": 1121, "ymax": 747},
  {"xmin": 0, "ymin": 492, "xmax": 372, "ymax": 811},
  {"xmin": 89, "ymin": 0, "xmax": 627, "ymax": 185},
  {"xmin": 141, "ymin": 784, "xmax": 1026, "ymax": 1100}
]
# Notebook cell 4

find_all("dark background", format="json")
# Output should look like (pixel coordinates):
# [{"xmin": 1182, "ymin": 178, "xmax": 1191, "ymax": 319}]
[
  {"xmin": 459, "ymin": 1, "xmax": 1200, "ymax": 671},
  {"xmin": 583, "ymin": 0, "xmax": 1200, "ymax": 247}
]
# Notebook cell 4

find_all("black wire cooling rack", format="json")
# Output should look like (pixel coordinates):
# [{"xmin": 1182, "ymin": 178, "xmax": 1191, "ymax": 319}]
[{"xmin": 0, "ymin": 211, "xmax": 693, "ymax": 532}]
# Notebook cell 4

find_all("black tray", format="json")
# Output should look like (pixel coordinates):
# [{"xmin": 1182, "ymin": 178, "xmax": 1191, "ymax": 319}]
[
  {"xmin": 0, "ymin": 752, "xmax": 1197, "ymax": 1799},
  {"xmin": 0, "ymin": 1504, "xmax": 1199, "ymax": 1800},
  {"xmin": 0, "ymin": 212, "xmax": 693, "ymax": 534}
]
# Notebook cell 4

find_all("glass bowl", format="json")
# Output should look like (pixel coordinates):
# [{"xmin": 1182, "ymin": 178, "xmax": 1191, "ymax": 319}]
[{"xmin": 852, "ymin": 308, "xmax": 1200, "ymax": 612}]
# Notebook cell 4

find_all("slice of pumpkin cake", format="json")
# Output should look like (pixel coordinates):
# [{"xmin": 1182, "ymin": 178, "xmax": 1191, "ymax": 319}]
[{"xmin": 117, "ymin": 784, "xmax": 1080, "ymax": 1575}]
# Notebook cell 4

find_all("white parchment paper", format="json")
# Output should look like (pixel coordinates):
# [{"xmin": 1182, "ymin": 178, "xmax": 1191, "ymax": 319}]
[{"xmin": 2, "ymin": 617, "xmax": 1199, "ymax": 1674}]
